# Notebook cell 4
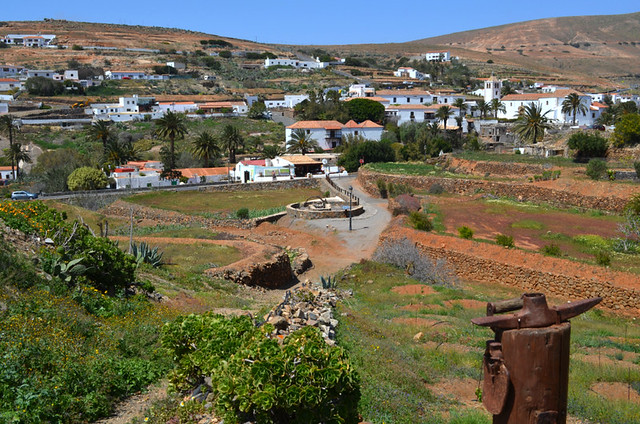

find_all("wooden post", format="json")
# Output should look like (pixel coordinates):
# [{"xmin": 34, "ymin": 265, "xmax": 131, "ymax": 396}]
[{"xmin": 495, "ymin": 323, "xmax": 571, "ymax": 424}]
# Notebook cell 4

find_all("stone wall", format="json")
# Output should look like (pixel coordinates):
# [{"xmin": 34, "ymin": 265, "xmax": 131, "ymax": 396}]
[
  {"xmin": 358, "ymin": 168, "xmax": 629, "ymax": 213},
  {"xmin": 208, "ymin": 248, "xmax": 293, "ymax": 289},
  {"xmin": 445, "ymin": 157, "xmax": 548, "ymax": 177},
  {"xmin": 379, "ymin": 223, "xmax": 640, "ymax": 313},
  {"xmin": 201, "ymin": 178, "xmax": 319, "ymax": 193},
  {"xmin": 286, "ymin": 202, "xmax": 365, "ymax": 219}
]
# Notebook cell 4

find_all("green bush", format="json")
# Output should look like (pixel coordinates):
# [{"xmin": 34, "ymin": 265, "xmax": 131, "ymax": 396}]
[
  {"xmin": 585, "ymin": 158, "xmax": 608, "ymax": 180},
  {"xmin": 567, "ymin": 132, "xmax": 609, "ymax": 160},
  {"xmin": 236, "ymin": 207, "xmax": 250, "ymax": 219},
  {"xmin": 496, "ymin": 234, "xmax": 515, "ymax": 248},
  {"xmin": 409, "ymin": 211, "xmax": 433, "ymax": 231},
  {"xmin": 337, "ymin": 140, "xmax": 396, "ymax": 172},
  {"xmin": 612, "ymin": 113, "xmax": 640, "ymax": 147},
  {"xmin": 161, "ymin": 314, "xmax": 360, "ymax": 424},
  {"xmin": 428, "ymin": 183, "xmax": 444, "ymax": 194},
  {"xmin": 458, "ymin": 226, "xmax": 474, "ymax": 239},
  {"xmin": 595, "ymin": 250, "xmax": 611, "ymax": 266},
  {"xmin": 634, "ymin": 161, "xmax": 640, "ymax": 179},
  {"xmin": 67, "ymin": 167, "xmax": 108, "ymax": 191},
  {"xmin": 541, "ymin": 243, "xmax": 562, "ymax": 256},
  {"xmin": 376, "ymin": 179, "xmax": 388, "ymax": 198}
]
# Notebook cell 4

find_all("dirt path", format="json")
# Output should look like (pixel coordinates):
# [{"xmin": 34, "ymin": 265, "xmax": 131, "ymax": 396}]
[{"xmin": 94, "ymin": 381, "xmax": 168, "ymax": 424}]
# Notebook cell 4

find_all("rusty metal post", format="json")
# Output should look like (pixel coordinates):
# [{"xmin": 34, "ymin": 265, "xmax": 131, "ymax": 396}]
[{"xmin": 472, "ymin": 293, "xmax": 601, "ymax": 424}]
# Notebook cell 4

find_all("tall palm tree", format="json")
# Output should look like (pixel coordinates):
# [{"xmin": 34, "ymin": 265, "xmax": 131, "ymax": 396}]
[
  {"xmin": 155, "ymin": 111, "xmax": 188, "ymax": 170},
  {"xmin": 0, "ymin": 115, "xmax": 17, "ymax": 178},
  {"xmin": 561, "ymin": 93, "xmax": 588, "ymax": 125},
  {"xmin": 435, "ymin": 105, "xmax": 453, "ymax": 131},
  {"xmin": 476, "ymin": 99, "xmax": 491, "ymax": 119},
  {"xmin": 7, "ymin": 143, "xmax": 31, "ymax": 179},
  {"xmin": 87, "ymin": 120, "xmax": 114, "ymax": 152},
  {"xmin": 221, "ymin": 124, "xmax": 243, "ymax": 163},
  {"xmin": 191, "ymin": 131, "xmax": 220, "ymax": 167},
  {"xmin": 513, "ymin": 103, "xmax": 551, "ymax": 144},
  {"xmin": 453, "ymin": 98, "xmax": 466, "ymax": 118},
  {"xmin": 287, "ymin": 129, "xmax": 320, "ymax": 155},
  {"xmin": 490, "ymin": 98, "xmax": 506, "ymax": 118}
]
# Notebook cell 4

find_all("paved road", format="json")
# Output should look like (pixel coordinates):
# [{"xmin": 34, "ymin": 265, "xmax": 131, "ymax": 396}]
[{"xmin": 286, "ymin": 174, "xmax": 391, "ymax": 261}]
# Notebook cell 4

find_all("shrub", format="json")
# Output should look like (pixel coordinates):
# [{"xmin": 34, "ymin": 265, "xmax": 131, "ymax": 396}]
[
  {"xmin": 612, "ymin": 113, "xmax": 640, "ymax": 147},
  {"xmin": 376, "ymin": 179, "xmax": 388, "ymax": 198},
  {"xmin": 541, "ymin": 243, "xmax": 562, "ymax": 256},
  {"xmin": 388, "ymin": 182, "xmax": 413, "ymax": 197},
  {"xmin": 634, "ymin": 161, "xmax": 640, "ymax": 179},
  {"xmin": 595, "ymin": 250, "xmax": 611, "ymax": 266},
  {"xmin": 67, "ymin": 167, "xmax": 108, "ymax": 191},
  {"xmin": 336, "ymin": 140, "xmax": 395, "ymax": 172},
  {"xmin": 428, "ymin": 183, "xmax": 444, "ymax": 194},
  {"xmin": 236, "ymin": 207, "xmax": 250, "ymax": 219},
  {"xmin": 409, "ymin": 211, "xmax": 433, "ymax": 231},
  {"xmin": 626, "ymin": 194, "xmax": 640, "ymax": 216},
  {"xmin": 585, "ymin": 158, "xmax": 608, "ymax": 180},
  {"xmin": 373, "ymin": 237, "xmax": 456, "ymax": 286},
  {"xmin": 161, "ymin": 315, "xmax": 360, "ymax": 423},
  {"xmin": 458, "ymin": 226, "xmax": 474, "ymax": 239},
  {"xmin": 567, "ymin": 132, "xmax": 609, "ymax": 160},
  {"xmin": 496, "ymin": 234, "xmax": 515, "ymax": 248}
]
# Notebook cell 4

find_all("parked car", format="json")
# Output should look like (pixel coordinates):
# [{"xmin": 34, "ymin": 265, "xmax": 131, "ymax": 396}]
[{"xmin": 10, "ymin": 190, "xmax": 38, "ymax": 200}]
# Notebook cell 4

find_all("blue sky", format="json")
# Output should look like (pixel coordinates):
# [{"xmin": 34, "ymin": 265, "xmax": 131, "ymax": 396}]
[{"xmin": 3, "ymin": 1, "xmax": 639, "ymax": 45}]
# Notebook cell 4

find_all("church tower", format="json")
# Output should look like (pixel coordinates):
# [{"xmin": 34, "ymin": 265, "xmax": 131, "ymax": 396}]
[{"xmin": 484, "ymin": 74, "xmax": 502, "ymax": 103}]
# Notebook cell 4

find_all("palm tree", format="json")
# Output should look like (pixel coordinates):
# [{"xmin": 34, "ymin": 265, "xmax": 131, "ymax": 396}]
[
  {"xmin": 7, "ymin": 143, "xmax": 31, "ymax": 179},
  {"xmin": 435, "ymin": 105, "xmax": 453, "ymax": 131},
  {"xmin": 0, "ymin": 115, "xmax": 17, "ymax": 178},
  {"xmin": 490, "ymin": 98, "xmax": 506, "ymax": 118},
  {"xmin": 476, "ymin": 99, "xmax": 491, "ymax": 119},
  {"xmin": 287, "ymin": 129, "xmax": 320, "ymax": 155},
  {"xmin": 513, "ymin": 103, "xmax": 551, "ymax": 144},
  {"xmin": 104, "ymin": 138, "xmax": 140, "ymax": 166},
  {"xmin": 453, "ymin": 98, "xmax": 466, "ymax": 118},
  {"xmin": 221, "ymin": 124, "xmax": 243, "ymax": 163},
  {"xmin": 87, "ymin": 120, "xmax": 114, "ymax": 152},
  {"xmin": 561, "ymin": 93, "xmax": 588, "ymax": 125},
  {"xmin": 191, "ymin": 131, "xmax": 220, "ymax": 167},
  {"xmin": 155, "ymin": 111, "xmax": 188, "ymax": 170}
]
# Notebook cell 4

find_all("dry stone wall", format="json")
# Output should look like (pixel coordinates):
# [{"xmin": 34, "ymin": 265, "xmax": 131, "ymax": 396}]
[
  {"xmin": 445, "ymin": 157, "xmax": 548, "ymax": 177},
  {"xmin": 358, "ymin": 169, "xmax": 629, "ymax": 213},
  {"xmin": 380, "ymin": 224, "xmax": 640, "ymax": 313}
]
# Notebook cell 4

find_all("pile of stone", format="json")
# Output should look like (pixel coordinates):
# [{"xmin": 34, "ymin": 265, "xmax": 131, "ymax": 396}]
[{"xmin": 264, "ymin": 282, "xmax": 348, "ymax": 346}]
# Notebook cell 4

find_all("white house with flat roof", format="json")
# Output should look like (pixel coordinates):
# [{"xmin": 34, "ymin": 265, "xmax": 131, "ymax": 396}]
[
  {"xmin": 264, "ymin": 58, "xmax": 329, "ymax": 69},
  {"xmin": 2, "ymin": 34, "xmax": 56, "ymax": 47},
  {"xmin": 0, "ymin": 103, "xmax": 8, "ymax": 114},
  {"xmin": 27, "ymin": 70, "xmax": 57, "ymax": 79},
  {"xmin": 348, "ymin": 84, "xmax": 376, "ymax": 98},
  {"xmin": 105, "ymin": 71, "xmax": 170, "ymax": 80},
  {"xmin": 425, "ymin": 51, "xmax": 451, "ymax": 62},
  {"xmin": 157, "ymin": 101, "xmax": 198, "ymax": 114},
  {"xmin": 89, "ymin": 95, "xmax": 162, "ymax": 122},
  {"xmin": 376, "ymin": 89, "xmax": 433, "ymax": 105},
  {"xmin": 264, "ymin": 94, "xmax": 309, "ymax": 109},
  {"xmin": 166, "ymin": 61, "xmax": 186, "ymax": 70},
  {"xmin": 0, "ymin": 66, "xmax": 24, "ymax": 77},
  {"xmin": 393, "ymin": 67, "xmax": 427, "ymax": 80},
  {"xmin": 0, "ymin": 79, "xmax": 23, "ymax": 91}
]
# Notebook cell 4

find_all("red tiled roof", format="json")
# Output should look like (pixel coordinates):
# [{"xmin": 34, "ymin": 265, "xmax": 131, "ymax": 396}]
[
  {"xmin": 0, "ymin": 166, "xmax": 15, "ymax": 171},
  {"xmin": 177, "ymin": 167, "xmax": 229, "ymax": 177},
  {"xmin": 0, "ymin": 78, "xmax": 19, "ymax": 82},
  {"xmin": 288, "ymin": 120, "xmax": 344, "ymax": 130},
  {"xmin": 241, "ymin": 159, "xmax": 267, "ymax": 166},
  {"xmin": 344, "ymin": 96, "xmax": 389, "ymax": 103},
  {"xmin": 591, "ymin": 101, "xmax": 608, "ymax": 108}
]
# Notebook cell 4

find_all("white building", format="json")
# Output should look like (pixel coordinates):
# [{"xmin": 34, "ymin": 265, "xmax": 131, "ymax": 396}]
[
  {"xmin": 166, "ymin": 61, "xmax": 186, "ymax": 70},
  {"xmin": 0, "ymin": 66, "xmax": 24, "ymax": 78},
  {"xmin": 377, "ymin": 89, "xmax": 433, "ymax": 105},
  {"xmin": 27, "ymin": 70, "xmax": 56, "ymax": 79},
  {"xmin": 393, "ymin": 67, "xmax": 426, "ymax": 80},
  {"xmin": 286, "ymin": 120, "xmax": 383, "ymax": 151},
  {"xmin": 198, "ymin": 101, "xmax": 248, "ymax": 115},
  {"xmin": 264, "ymin": 94, "xmax": 309, "ymax": 109},
  {"xmin": 385, "ymin": 104, "xmax": 465, "ymax": 129},
  {"xmin": 64, "ymin": 70, "xmax": 79, "ymax": 81},
  {"xmin": 348, "ymin": 84, "xmax": 376, "ymax": 98},
  {"xmin": 105, "ymin": 71, "xmax": 170, "ymax": 80},
  {"xmin": 264, "ymin": 58, "xmax": 329, "ymax": 69},
  {"xmin": 157, "ymin": 101, "xmax": 198, "ymax": 114},
  {"xmin": 0, "ymin": 166, "xmax": 17, "ymax": 180},
  {"xmin": 425, "ymin": 51, "xmax": 451, "ymax": 62},
  {"xmin": 0, "ymin": 79, "xmax": 23, "ymax": 91},
  {"xmin": 89, "ymin": 95, "xmax": 161, "ymax": 122},
  {"xmin": 500, "ymin": 89, "xmax": 595, "ymax": 125},
  {"xmin": 2, "ymin": 34, "xmax": 56, "ymax": 47}
]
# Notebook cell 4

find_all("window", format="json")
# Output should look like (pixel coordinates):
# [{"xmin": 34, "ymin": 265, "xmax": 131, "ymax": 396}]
[
  {"xmin": 355, "ymin": 131, "xmax": 359, "ymax": 135},
  {"xmin": 406, "ymin": 97, "xmax": 410, "ymax": 103},
  {"xmin": 306, "ymin": 130, "xmax": 310, "ymax": 134},
  {"xmin": 393, "ymin": 97, "xmax": 396, "ymax": 103},
  {"xmin": 420, "ymin": 98, "xmax": 423, "ymax": 103}
]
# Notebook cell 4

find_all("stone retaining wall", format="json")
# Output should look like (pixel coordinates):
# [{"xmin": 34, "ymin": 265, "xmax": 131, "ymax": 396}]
[
  {"xmin": 379, "ymin": 224, "xmax": 640, "ymax": 313},
  {"xmin": 200, "ymin": 178, "xmax": 319, "ymax": 193},
  {"xmin": 446, "ymin": 157, "xmax": 548, "ymax": 177},
  {"xmin": 358, "ymin": 169, "xmax": 629, "ymax": 213}
]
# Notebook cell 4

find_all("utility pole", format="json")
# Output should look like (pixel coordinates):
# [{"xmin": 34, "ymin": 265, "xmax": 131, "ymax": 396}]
[{"xmin": 349, "ymin": 186, "xmax": 353, "ymax": 231}]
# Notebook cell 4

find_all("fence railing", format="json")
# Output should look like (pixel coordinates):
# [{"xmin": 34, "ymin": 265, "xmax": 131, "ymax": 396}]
[{"xmin": 325, "ymin": 175, "xmax": 359, "ymax": 205}]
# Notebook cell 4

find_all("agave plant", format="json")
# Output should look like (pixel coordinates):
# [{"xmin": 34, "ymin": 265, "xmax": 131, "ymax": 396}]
[
  {"xmin": 131, "ymin": 242, "xmax": 164, "ymax": 268},
  {"xmin": 320, "ymin": 275, "xmax": 337, "ymax": 289}
]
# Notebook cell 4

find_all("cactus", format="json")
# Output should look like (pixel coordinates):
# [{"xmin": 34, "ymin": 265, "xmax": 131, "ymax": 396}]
[{"xmin": 320, "ymin": 275, "xmax": 337, "ymax": 289}]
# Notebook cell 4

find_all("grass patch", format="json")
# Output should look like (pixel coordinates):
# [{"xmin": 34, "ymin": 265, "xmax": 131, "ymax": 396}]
[
  {"xmin": 125, "ymin": 188, "xmax": 321, "ymax": 216},
  {"xmin": 149, "ymin": 241, "xmax": 242, "ymax": 278},
  {"xmin": 511, "ymin": 219, "xmax": 545, "ymax": 230},
  {"xmin": 366, "ymin": 162, "xmax": 469, "ymax": 178}
]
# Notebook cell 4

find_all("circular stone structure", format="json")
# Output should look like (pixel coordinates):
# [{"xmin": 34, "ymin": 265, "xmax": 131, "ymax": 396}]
[{"xmin": 286, "ymin": 197, "xmax": 365, "ymax": 219}]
